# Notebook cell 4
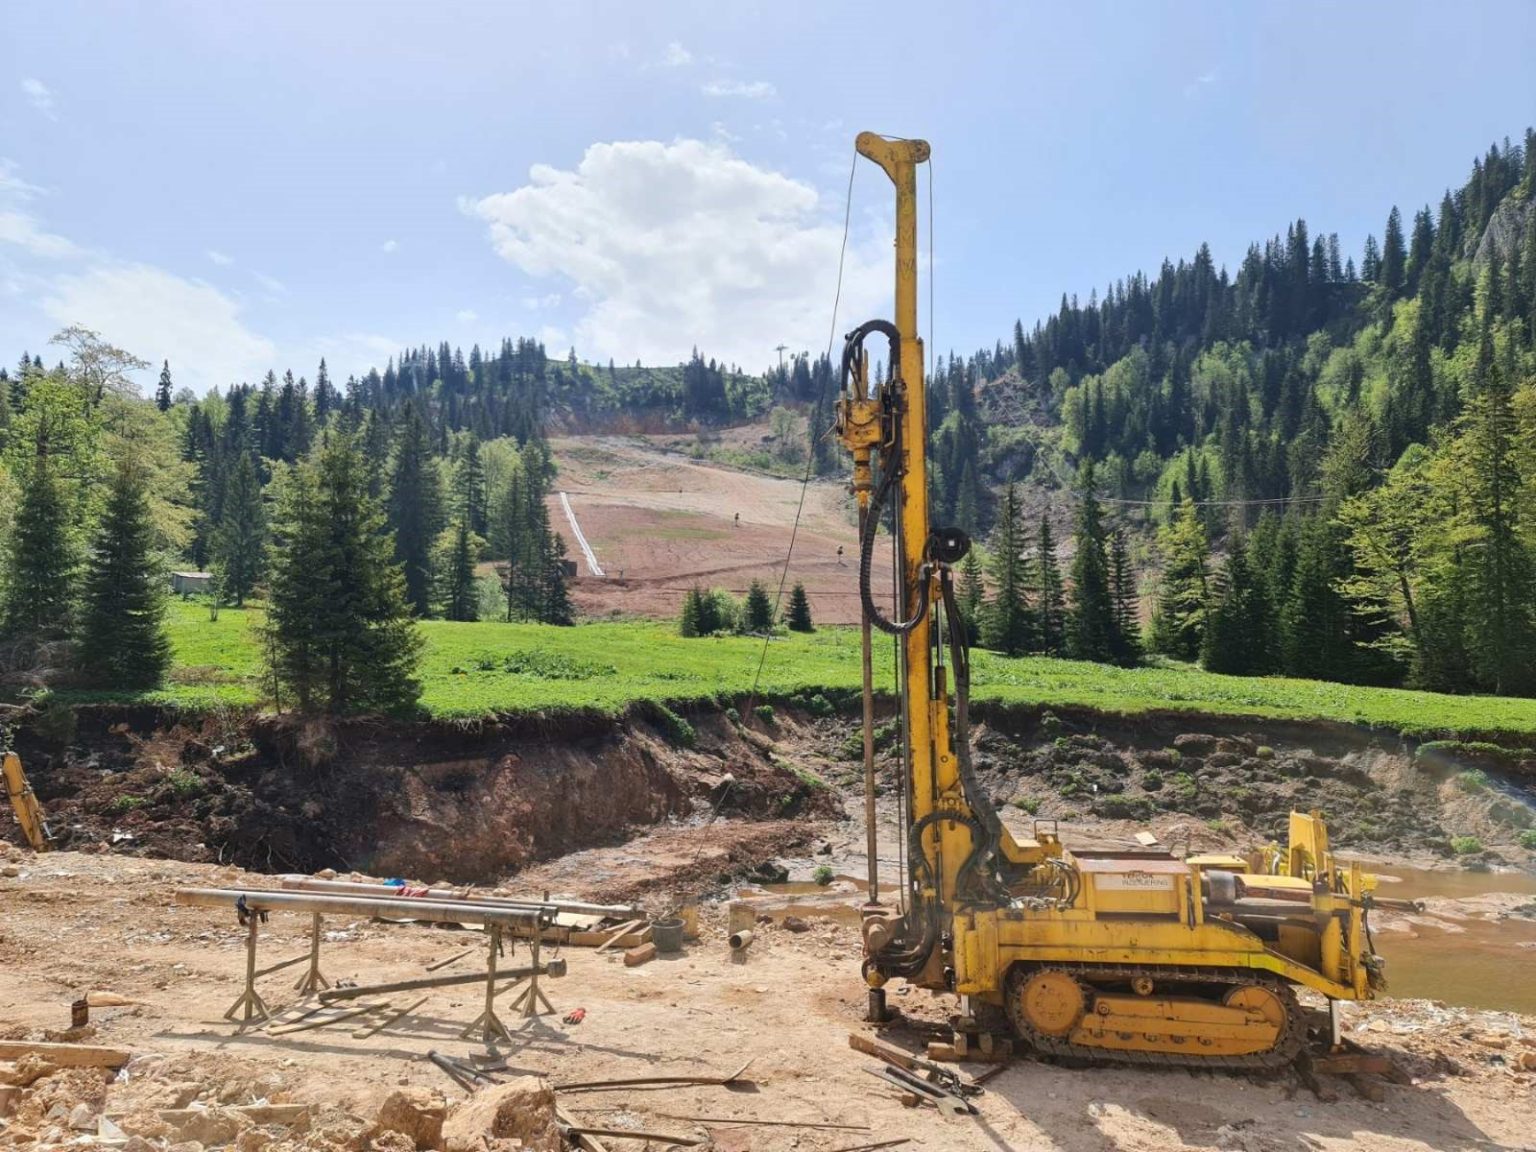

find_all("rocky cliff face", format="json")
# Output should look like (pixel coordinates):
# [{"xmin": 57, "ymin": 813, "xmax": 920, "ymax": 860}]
[{"xmin": 1473, "ymin": 194, "xmax": 1534, "ymax": 265}]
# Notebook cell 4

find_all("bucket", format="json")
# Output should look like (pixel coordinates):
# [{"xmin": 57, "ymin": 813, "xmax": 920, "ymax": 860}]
[{"xmin": 652, "ymin": 917, "xmax": 685, "ymax": 954}]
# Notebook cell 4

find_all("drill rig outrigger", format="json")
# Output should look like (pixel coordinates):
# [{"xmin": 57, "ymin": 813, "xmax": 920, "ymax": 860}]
[{"xmin": 836, "ymin": 131, "xmax": 1398, "ymax": 1068}]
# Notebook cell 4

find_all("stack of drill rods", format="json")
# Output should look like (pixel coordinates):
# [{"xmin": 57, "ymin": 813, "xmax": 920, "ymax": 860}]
[
  {"xmin": 173, "ymin": 888, "xmax": 553, "ymax": 930},
  {"xmin": 277, "ymin": 876, "xmax": 635, "ymax": 921}
]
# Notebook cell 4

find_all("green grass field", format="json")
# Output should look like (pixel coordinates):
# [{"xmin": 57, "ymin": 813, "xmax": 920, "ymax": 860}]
[{"xmin": 61, "ymin": 599, "xmax": 1536, "ymax": 739}]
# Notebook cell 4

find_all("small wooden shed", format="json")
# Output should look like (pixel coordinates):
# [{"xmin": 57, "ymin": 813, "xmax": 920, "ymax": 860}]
[{"xmin": 171, "ymin": 571, "xmax": 213, "ymax": 596}]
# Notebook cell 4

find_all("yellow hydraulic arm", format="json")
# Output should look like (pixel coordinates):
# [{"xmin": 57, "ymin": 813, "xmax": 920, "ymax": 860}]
[{"xmin": 3, "ymin": 751, "xmax": 51, "ymax": 852}]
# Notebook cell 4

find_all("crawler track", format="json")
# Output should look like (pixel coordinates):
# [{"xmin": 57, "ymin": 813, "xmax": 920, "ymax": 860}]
[{"xmin": 1006, "ymin": 964, "xmax": 1308, "ymax": 1071}]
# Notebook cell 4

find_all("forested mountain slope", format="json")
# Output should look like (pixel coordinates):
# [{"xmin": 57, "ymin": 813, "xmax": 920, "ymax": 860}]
[{"xmin": 920, "ymin": 129, "xmax": 1536, "ymax": 698}]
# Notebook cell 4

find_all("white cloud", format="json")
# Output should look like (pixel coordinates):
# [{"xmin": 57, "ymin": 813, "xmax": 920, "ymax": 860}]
[
  {"xmin": 467, "ymin": 139, "xmax": 885, "ymax": 369},
  {"xmin": 701, "ymin": 79, "xmax": 776, "ymax": 100},
  {"xmin": 661, "ymin": 41, "xmax": 693, "ymax": 67},
  {"xmin": 252, "ymin": 271, "xmax": 286, "ymax": 296},
  {"xmin": 456, "ymin": 309, "xmax": 478, "ymax": 323},
  {"xmin": 0, "ymin": 159, "xmax": 45, "ymax": 200},
  {"xmin": 21, "ymin": 78, "xmax": 57, "ymax": 119},
  {"xmin": 381, "ymin": 239, "xmax": 399, "ymax": 253},
  {"xmin": 42, "ymin": 263, "xmax": 276, "ymax": 392},
  {"xmin": 206, "ymin": 249, "xmax": 233, "ymax": 266},
  {"xmin": 521, "ymin": 292, "xmax": 562, "ymax": 310},
  {"xmin": 1184, "ymin": 71, "xmax": 1218, "ymax": 98},
  {"xmin": 0, "ymin": 209, "xmax": 84, "ymax": 259}
]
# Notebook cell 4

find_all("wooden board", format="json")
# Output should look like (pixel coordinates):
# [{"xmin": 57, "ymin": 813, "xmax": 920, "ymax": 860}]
[{"xmin": 0, "ymin": 1041, "xmax": 131, "ymax": 1069}]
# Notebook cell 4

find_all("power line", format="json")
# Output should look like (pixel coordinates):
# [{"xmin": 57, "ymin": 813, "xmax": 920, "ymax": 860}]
[{"xmin": 743, "ymin": 146, "xmax": 858, "ymax": 705}]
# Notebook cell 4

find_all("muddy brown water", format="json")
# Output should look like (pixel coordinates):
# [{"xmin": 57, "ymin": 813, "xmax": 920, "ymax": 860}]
[{"xmin": 1367, "ymin": 863, "xmax": 1536, "ymax": 1016}]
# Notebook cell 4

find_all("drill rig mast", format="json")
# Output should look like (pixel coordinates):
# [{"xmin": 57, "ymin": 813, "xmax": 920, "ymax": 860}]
[{"xmin": 837, "ymin": 131, "xmax": 1396, "ymax": 1067}]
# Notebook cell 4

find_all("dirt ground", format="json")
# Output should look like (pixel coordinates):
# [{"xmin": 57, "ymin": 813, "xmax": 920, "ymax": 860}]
[
  {"xmin": 4, "ymin": 844, "xmax": 1536, "ymax": 1152},
  {"xmin": 547, "ymin": 435, "xmax": 894, "ymax": 625}
]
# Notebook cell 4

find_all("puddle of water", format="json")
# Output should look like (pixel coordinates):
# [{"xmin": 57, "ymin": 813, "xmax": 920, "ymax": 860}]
[{"xmin": 1362, "ymin": 863, "xmax": 1536, "ymax": 1015}]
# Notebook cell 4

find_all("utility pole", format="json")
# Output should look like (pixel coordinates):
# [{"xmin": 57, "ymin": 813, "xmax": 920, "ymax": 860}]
[{"xmin": 774, "ymin": 343, "xmax": 788, "ymax": 374}]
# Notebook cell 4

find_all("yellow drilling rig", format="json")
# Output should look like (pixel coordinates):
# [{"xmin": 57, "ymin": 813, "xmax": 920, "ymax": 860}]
[{"xmin": 837, "ymin": 132, "xmax": 1406, "ymax": 1068}]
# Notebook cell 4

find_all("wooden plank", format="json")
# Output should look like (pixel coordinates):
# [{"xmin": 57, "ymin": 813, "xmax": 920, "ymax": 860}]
[
  {"xmin": 595, "ymin": 920, "xmax": 644, "ymax": 953},
  {"xmin": 623, "ymin": 943, "xmax": 657, "ymax": 967},
  {"xmin": 555, "ymin": 1105, "xmax": 610, "ymax": 1152},
  {"xmin": 266, "ymin": 1002, "xmax": 388, "ymax": 1036},
  {"xmin": 0, "ymin": 1041, "xmax": 131, "ymax": 1069}
]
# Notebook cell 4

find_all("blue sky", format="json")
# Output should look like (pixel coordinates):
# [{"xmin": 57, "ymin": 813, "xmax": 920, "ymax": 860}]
[{"xmin": 2, "ymin": 1, "xmax": 1534, "ymax": 393}]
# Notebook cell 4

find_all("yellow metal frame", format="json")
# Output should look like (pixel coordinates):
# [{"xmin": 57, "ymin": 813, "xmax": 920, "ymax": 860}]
[{"xmin": 4, "ymin": 752, "xmax": 49, "ymax": 852}]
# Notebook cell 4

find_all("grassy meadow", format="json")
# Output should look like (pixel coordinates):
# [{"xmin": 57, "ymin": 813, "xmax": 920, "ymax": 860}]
[{"xmin": 56, "ymin": 599, "xmax": 1536, "ymax": 739}]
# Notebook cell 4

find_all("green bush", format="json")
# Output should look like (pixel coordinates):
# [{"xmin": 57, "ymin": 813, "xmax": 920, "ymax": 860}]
[
  {"xmin": 106, "ymin": 794, "xmax": 147, "ymax": 814},
  {"xmin": 165, "ymin": 769, "xmax": 203, "ymax": 797},
  {"xmin": 1169, "ymin": 771, "xmax": 1199, "ymax": 803},
  {"xmin": 754, "ymin": 704, "xmax": 776, "ymax": 724},
  {"xmin": 812, "ymin": 865, "xmax": 835, "ymax": 886},
  {"xmin": 652, "ymin": 704, "xmax": 696, "ymax": 748},
  {"xmin": 1455, "ymin": 769, "xmax": 1490, "ymax": 793},
  {"xmin": 724, "ymin": 706, "xmax": 741, "ymax": 725},
  {"xmin": 1451, "ymin": 835, "xmax": 1484, "ymax": 855},
  {"xmin": 1142, "ymin": 769, "xmax": 1164, "ymax": 791},
  {"xmin": 1011, "ymin": 796, "xmax": 1040, "ymax": 815},
  {"xmin": 804, "ymin": 693, "xmax": 835, "ymax": 718},
  {"xmin": 1518, "ymin": 829, "xmax": 1536, "ymax": 851}
]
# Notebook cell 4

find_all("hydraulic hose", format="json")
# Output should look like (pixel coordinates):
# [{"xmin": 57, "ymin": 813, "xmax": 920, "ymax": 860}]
[{"xmin": 859, "ymin": 454, "xmax": 930, "ymax": 636}]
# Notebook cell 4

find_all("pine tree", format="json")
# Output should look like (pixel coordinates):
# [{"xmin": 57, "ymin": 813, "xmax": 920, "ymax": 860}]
[
  {"xmin": 1037, "ymin": 518, "xmax": 1066, "ymax": 655},
  {"xmin": 1150, "ymin": 497, "xmax": 1209, "ymax": 661},
  {"xmin": 210, "ymin": 453, "xmax": 265, "ymax": 607},
  {"xmin": 744, "ymin": 579, "xmax": 775, "ymax": 632},
  {"xmin": 539, "ymin": 531, "xmax": 574, "ymax": 626},
  {"xmin": 1362, "ymin": 234, "xmax": 1382, "ymax": 283},
  {"xmin": 1280, "ymin": 514, "xmax": 1356, "ymax": 680},
  {"xmin": 454, "ymin": 434, "xmax": 488, "ymax": 537},
  {"xmin": 1067, "ymin": 463, "xmax": 1115, "ymax": 662},
  {"xmin": 982, "ymin": 482, "xmax": 1035, "ymax": 655},
  {"xmin": 1455, "ymin": 331, "xmax": 1534, "ymax": 693},
  {"xmin": 1108, "ymin": 528, "xmax": 1140, "ymax": 664},
  {"xmin": 957, "ymin": 548, "xmax": 985, "ymax": 646},
  {"xmin": 435, "ymin": 518, "xmax": 482, "ymax": 622},
  {"xmin": 1381, "ymin": 207, "xmax": 1406, "ymax": 296},
  {"xmin": 264, "ymin": 431, "xmax": 422, "ymax": 713},
  {"xmin": 387, "ymin": 405, "xmax": 444, "ymax": 616},
  {"xmin": 2, "ymin": 458, "xmax": 78, "ymax": 641},
  {"xmin": 679, "ymin": 586, "xmax": 703, "ymax": 637},
  {"xmin": 155, "ymin": 360, "xmax": 173, "ymax": 412},
  {"xmin": 786, "ymin": 582, "xmax": 814, "ymax": 632},
  {"xmin": 76, "ymin": 461, "xmax": 170, "ymax": 687},
  {"xmin": 1200, "ymin": 537, "xmax": 1267, "ymax": 676}
]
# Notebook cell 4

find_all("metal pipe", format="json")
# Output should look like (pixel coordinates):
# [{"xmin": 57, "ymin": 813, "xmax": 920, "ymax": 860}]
[
  {"xmin": 174, "ymin": 888, "xmax": 551, "ymax": 930},
  {"xmin": 859, "ymin": 503, "xmax": 880, "ymax": 907},
  {"xmin": 729, "ymin": 929, "xmax": 755, "ymax": 951},
  {"xmin": 317, "ymin": 960, "xmax": 564, "ymax": 1002},
  {"xmin": 278, "ymin": 877, "xmax": 630, "ymax": 919}
]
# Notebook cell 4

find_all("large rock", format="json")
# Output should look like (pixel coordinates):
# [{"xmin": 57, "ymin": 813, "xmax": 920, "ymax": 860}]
[
  {"xmin": 172, "ymin": 1106, "xmax": 255, "ymax": 1147},
  {"xmin": 372, "ymin": 1088, "xmax": 446, "ymax": 1150},
  {"xmin": 441, "ymin": 1077, "xmax": 559, "ymax": 1152}
]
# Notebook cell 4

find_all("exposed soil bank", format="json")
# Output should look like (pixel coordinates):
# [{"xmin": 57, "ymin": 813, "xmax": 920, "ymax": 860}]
[
  {"xmin": 782, "ymin": 701, "xmax": 1536, "ymax": 866},
  {"xmin": 10, "ymin": 703, "xmax": 834, "ymax": 883},
  {"xmin": 10, "ymin": 696, "xmax": 1536, "ymax": 897}
]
